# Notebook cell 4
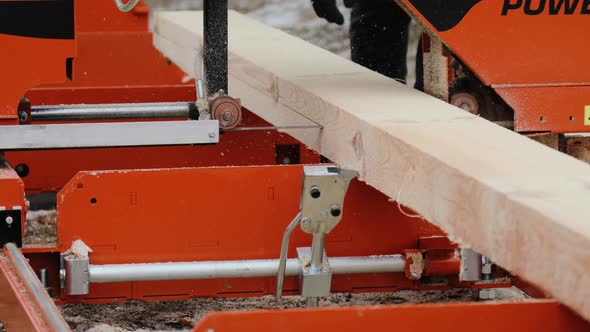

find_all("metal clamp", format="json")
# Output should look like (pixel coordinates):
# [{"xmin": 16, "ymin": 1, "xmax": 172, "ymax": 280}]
[
  {"xmin": 60, "ymin": 240, "xmax": 92, "ymax": 296},
  {"xmin": 276, "ymin": 166, "xmax": 357, "ymax": 304}
]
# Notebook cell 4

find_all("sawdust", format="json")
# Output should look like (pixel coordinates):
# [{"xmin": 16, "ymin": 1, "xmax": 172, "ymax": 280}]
[
  {"xmin": 23, "ymin": 210, "xmax": 57, "ymax": 246},
  {"xmin": 59, "ymin": 289, "xmax": 490, "ymax": 332},
  {"xmin": 64, "ymin": 240, "xmax": 92, "ymax": 259}
]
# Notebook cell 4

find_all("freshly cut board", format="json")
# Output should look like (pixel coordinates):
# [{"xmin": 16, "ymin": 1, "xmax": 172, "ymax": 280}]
[{"xmin": 154, "ymin": 10, "xmax": 590, "ymax": 320}]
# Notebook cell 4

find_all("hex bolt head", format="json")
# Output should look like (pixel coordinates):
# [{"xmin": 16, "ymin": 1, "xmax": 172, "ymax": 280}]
[
  {"xmin": 5, "ymin": 216, "xmax": 13, "ymax": 225},
  {"xmin": 330, "ymin": 205, "xmax": 341, "ymax": 217},
  {"xmin": 310, "ymin": 186, "xmax": 321, "ymax": 199}
]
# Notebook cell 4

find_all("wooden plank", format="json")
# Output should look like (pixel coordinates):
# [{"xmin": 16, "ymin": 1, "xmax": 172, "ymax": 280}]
[{"xmin": 154, "ymin": 10, "xmax": 590, "ymax": 320}]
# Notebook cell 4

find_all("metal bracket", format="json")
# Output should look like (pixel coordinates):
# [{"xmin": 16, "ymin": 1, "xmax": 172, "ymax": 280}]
[
  {"xmin": 299, "ymin": 166, "xmax": 357, "ymax": 234},
  {"xmin": 60, "ymin": 240, "xmax": 92, "ymax": 295},
  {"xmin": 0, "ymin": 209, "xmax": 23, "ymax": 247},
  {"xmin": 460, "ymin": 248, "xmax": 482, "ymax": 282},
  {"xmin": 297, "ymin": 247, "xmax": 332, "ymax": 298},
  {"xmin": 0, "ymin": 120, "xmax": 219, "ymax": 150},
  {"xmin": 276, "ymin": 166, "xmax": 357, "ymax": 302}
]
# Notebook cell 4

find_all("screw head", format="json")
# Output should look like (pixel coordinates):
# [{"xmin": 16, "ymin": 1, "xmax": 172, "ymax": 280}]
[
  {"xmin": 410, "ymin": 272, "xmax": 419, "ymax": 279},
  {"xmin": 310, "ymin": 186, "xmax": 321, "ymax": 199},
  {"xmin": 208, "ymin": 132, "xmax": 216, "ymax": 138},
  {"xmin": 222, "ymin": 110, "xmax": 233, "ymax": 121},
  {"xmin": 5, "ymin": 216, "xmax": 13, "ymax": 225},
  {"xmin": 301, "ymin": 217, "xmax": 311, "ymax": 227},
  {"xmin": 330, "ymin": 205, "xmax": 341, "ymax": 217}
]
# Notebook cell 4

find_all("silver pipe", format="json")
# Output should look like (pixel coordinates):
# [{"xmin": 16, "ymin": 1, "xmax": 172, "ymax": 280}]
[
  {"xmin": 309, "ymin": 233, "xmax": 325, "ymax": 273},
  {"xmin": 276, "ymin": 211, "xmax": 302, "ymax": 299},
  {"xmin": 88, "ymin": 255, "xmax": 405, "ymax": 283},
  {"xmin": 31, "ymin": 102, "xmax": 192, "ymax": 122},
  {"xmin": 113, "ymin": 0, "xmax": 141, "ymax": 12},
  {"xmin": 197, "ymin": 79, "xmax": 207, "ymax": 100},
  {"xmin": 5, "ymin": 243, "xmax": 71, "ymax": 332},
  {"xmin": 306, "ymin": 233, "xmax": 325, "ymax": 307},
  {"xmin": 306, "ymin": 297, "xmax": 319, "ymax": 307},
  {"xmin": 38, "ymin": 268, "xmax": 48, "ymax": 288}
]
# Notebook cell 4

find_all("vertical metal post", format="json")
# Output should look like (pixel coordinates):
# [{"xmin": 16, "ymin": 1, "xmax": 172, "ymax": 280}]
[
  {"xmin": 203, "ymin": 0, "xmax": 228, "ymax": 96},
  {"xmin": 306, "ymin": 232, "xmax": 325, "ymax": 308}
]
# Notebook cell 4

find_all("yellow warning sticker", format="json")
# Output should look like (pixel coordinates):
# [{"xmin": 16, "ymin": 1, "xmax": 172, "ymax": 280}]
[{"xmin": 586, "ymin": 106, "xmax": 590, "ymax": 126}]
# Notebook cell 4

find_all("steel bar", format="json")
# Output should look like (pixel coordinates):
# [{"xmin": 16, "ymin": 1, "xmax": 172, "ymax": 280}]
[
  {"xmin": 276, "ymin": 211, "xmax": 302, "ymax": 299},
  {"xmin": 31, "ymin": 102, "xmax": 192, "ymax": 122},
  {"xmin": 5, "ymin": 243, "xmax": 71, "ymax": 332},
  {"xmin": 224, "ymin": 125, "xmax": 323, "ymax": 132},
  {"xmin": 306, "ymin": 233, "xmax": 326, "ymax": 307},
  {"xmin": 88, "ymin": 255, "xmax": 405, "ymax": 283},
  {"xmin": 0, "ymin": 120, "xmax": 219, "ymax": 150}
]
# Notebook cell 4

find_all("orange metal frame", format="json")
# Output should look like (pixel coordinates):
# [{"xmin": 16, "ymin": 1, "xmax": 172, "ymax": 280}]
[
  {"xmin": 0, "ymin": 255, "xmax": 48, "ymax": 331},
  {"xmin": 193, "ymin": 300, "xmax": 589, "ymax": 332},
  {"xmin": 398, "ymin": 0, "xmax": 590, "ymax": 133},
  {"xmin": 1, "ymin": 1, "xmax": 589, "ymax": 329},
  {"xmin": 53, "ymin": 165, "xmax": 485, "ymax": 303}
]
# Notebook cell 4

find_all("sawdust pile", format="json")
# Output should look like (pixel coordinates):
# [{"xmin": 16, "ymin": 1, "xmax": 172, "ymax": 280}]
[
  {"xmin": 23, "ymin": 210, "xmax": 57, "ymax": 246},
  {"xmin": 60, "ymin": 290, "xmax": 471, "ymax": 331},
  {"xmin": 59, "ymin": 289, "xmax": 528, "ymax": 331}
]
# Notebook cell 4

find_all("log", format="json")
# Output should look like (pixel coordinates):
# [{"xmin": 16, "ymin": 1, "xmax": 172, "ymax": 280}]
[{"xmin": 154, "ymin": 10, "xmax": 590, "ymax": 320}]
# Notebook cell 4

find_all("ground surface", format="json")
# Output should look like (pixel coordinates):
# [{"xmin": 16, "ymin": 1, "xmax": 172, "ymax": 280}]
[{"xmin": 59, "ymin": 289, "xmax": 528, "ymax": 332}]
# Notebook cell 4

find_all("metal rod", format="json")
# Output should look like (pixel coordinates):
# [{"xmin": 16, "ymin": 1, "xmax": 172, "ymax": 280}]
[
  {"xmin": 204, "ymin": 0, "xmax": 228, "ymax": 95},
  {"xmin": 306, "ymin": 233, "xmax": 325, "ymax": 307},
  {"xmin": 38, "ymin": 268, "xmax": 48, "ymax": 288},
  {"xmin": 224, "ymin": 125, "xmax": 323, "ymax": 132},
  {"xmin": 276, "ymin": 211, "xmax": 302, "ymax": 299},
  {"xmin": 87, "ymin": 254, "xmax": 405, "ymax": 283},
  {"xmin": 309, "ymin": 233, "xmax": 325, "ymax": 273},
  {"xmin": 5, "ymin": 243, "xmax": 71, "ymax": 332},
  {"xmin": 306, "ymin": 297, "xmax": 319, "ymax": 307},
  {"xmin": 31, "ymin": 102, "xmax": 192, "ymax": 122}
]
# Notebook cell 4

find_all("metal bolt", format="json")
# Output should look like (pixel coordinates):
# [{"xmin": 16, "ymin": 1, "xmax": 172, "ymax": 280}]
[
  {"xmin": 330, "ymin": 205, "xmax": 341, "ymax": 217},
  {"xmin": 18, "ymin": 111, "xmax": 28, "ymax": 123},
  {"xmin": 310, "ymin": 186, "xmax": 321, "ymax": 199},
  {"xmin": 208, "ymin": 132, "xmax": 216, "ymax": 138},
  {"xmin": 222, "ymin": 110, "xmax": 232, "ymax": 121},
  {"xmin": 410, "ymin": 272, "xmax": 419, "ymax": 279},
  {"xmin": 5, "ymin": 216, "xmax": 13, "ymax": 225},
  {"xmin": 301, "ymin": 217, "xmax": 312, "ymax": 227}
]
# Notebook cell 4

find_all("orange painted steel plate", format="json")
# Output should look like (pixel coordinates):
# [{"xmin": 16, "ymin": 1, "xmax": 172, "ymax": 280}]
[
  {"xmin": 398, "ymin": 0, "xmax": 590, "ymax": 86},
  {"xmin": 194, "ymin": 300, "xmax": 590, "ymax": 332},
  {"xmin": 496, "ymin": 86, "xmax": 590, "ymax": 133},
  {"xmin": 57, "ymin": 165, "xmax": 446, "ymax": 301}
]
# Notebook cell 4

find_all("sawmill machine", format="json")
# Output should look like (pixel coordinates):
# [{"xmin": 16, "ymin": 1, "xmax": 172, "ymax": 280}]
[{"xmin": 0, "ymin": 0, "xmax": 588, "ymax": 331}]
